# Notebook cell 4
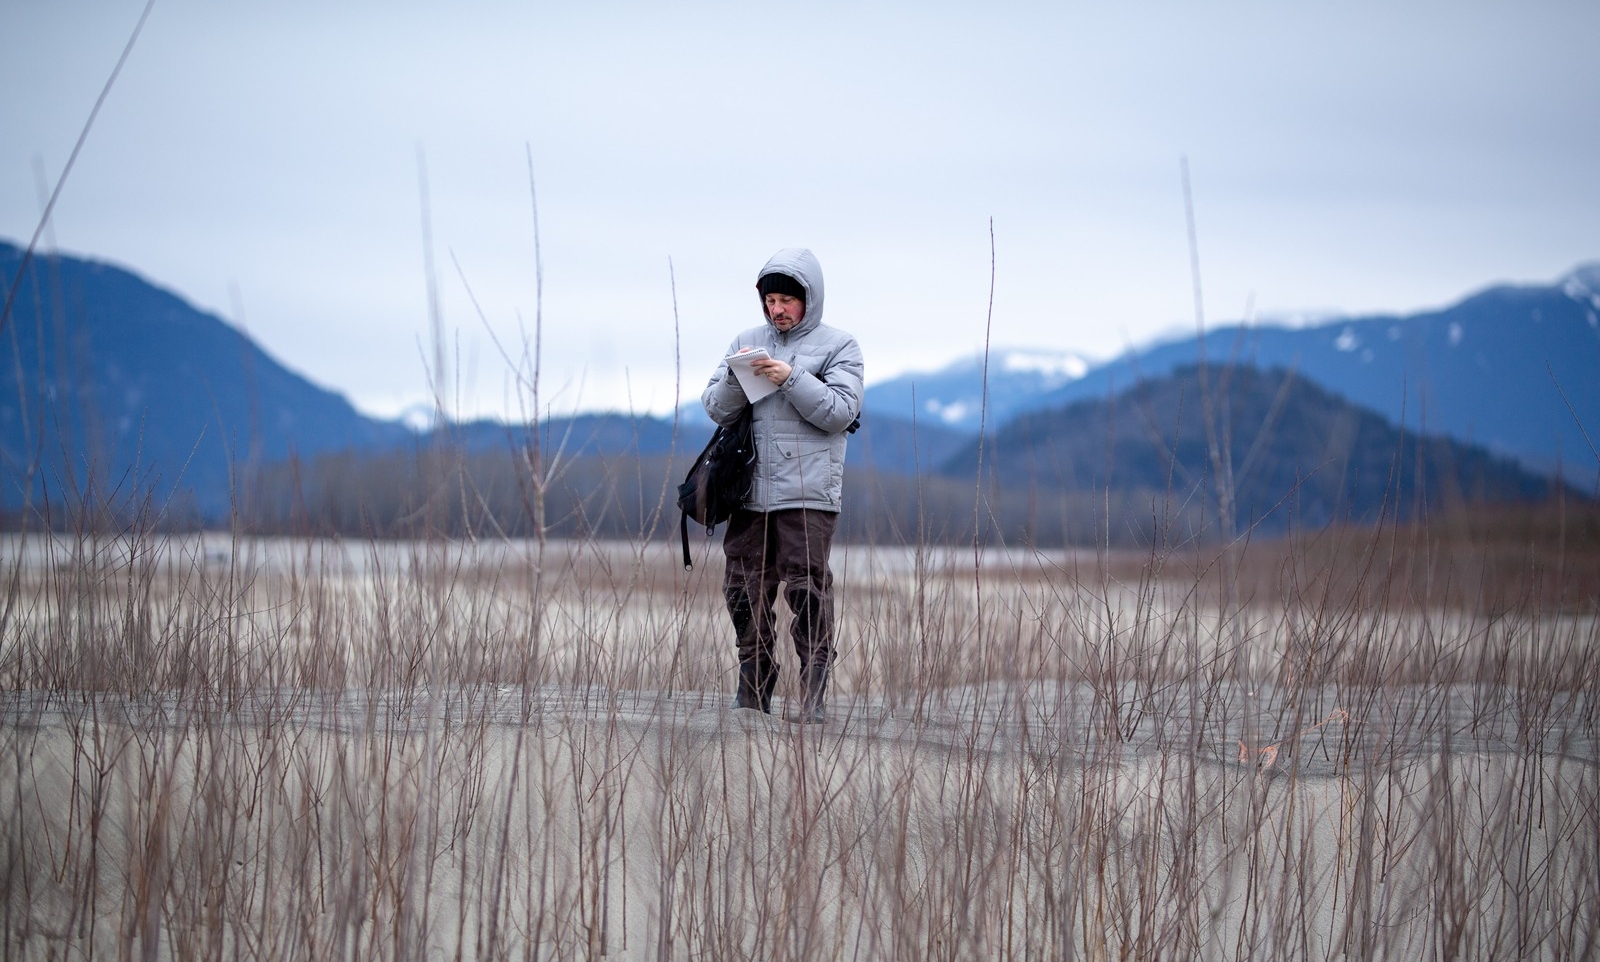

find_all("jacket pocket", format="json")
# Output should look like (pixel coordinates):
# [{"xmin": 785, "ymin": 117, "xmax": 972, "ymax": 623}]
[{"xmin": 773, "ymin": 436, "xmax": 841, "ymax": 506}]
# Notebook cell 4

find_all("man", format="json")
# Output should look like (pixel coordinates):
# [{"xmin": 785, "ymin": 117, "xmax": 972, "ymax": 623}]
[{"xmin": 702, "ymin": 248, "xmax": 864, "ymax": 723}]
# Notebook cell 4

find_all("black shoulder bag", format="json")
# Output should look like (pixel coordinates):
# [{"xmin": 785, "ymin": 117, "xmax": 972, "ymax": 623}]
[{"xmin": 677, "ymin": 408, "xmax": 756, "ymax": 569}]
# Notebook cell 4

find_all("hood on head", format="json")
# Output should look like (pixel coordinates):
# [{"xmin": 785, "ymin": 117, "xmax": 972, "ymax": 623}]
[{"xmin": 756, "ymin": 248, "xmax": 824, "ymax": 334}]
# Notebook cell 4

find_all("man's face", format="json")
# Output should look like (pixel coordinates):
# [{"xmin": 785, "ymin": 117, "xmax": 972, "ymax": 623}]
[{"xmin": 765, "ymin": 293, "xmax": 805, "ymax": 332}]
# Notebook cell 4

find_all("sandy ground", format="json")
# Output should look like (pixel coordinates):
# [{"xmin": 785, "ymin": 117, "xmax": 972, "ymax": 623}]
[
  {"xmin": 3, "ymin": 679, "xmax": 1596, "ymax": 960},
  {"xmin": 1, "ymin": 535, "xmax": 1596, "ymax": 959}
]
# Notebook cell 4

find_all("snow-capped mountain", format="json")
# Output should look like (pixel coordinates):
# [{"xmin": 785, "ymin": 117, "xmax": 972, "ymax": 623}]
[{"xmin": 866, "ymin": 265, "xmax": 1600, "ymax": 486}]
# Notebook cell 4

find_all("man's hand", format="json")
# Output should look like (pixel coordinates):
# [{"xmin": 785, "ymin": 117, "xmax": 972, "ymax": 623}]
[{"xmin": 750, "ymin": 357, "xmax": 792, "ymax": 386}]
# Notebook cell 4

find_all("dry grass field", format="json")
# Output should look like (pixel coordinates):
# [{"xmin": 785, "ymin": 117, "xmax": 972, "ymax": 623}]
[{"xmin": 1, "ymin": 517, "xmax": 1596, "ymax": 960}]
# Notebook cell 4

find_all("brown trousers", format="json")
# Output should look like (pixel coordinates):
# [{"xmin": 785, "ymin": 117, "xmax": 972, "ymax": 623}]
[{"xmin": 722, "ymin": 508, "xmax": 839, "ymax": 699}]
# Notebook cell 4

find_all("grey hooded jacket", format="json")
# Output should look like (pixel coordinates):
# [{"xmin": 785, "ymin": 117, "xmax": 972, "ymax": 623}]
[{"xmin": 702, "ymin": 248, "xmax": 864, "ymax": 513}]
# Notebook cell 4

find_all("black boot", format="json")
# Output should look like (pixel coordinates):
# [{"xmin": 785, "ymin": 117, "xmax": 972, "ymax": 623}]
[
  {"xmin": 734, "ymin": 658, "xmax": 777, "ymax": 713},
  {"xmin": 787, "ymin": 586, "xmax": 832, "ymax": 724},
  {"xmin": 728, "ymin": 585, "xmax": 778, "ymax": 713},
  {"xmin": 796, "ymin": 660, "xmax": 828, "ymax": 724}
]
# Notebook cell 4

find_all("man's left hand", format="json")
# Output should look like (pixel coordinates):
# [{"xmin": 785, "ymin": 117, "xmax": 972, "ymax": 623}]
[{"xmin": 751, "ymin": 357, "xmax": 792, "ymax": 385}]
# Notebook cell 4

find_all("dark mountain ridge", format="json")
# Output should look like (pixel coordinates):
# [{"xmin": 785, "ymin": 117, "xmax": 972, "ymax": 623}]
[
  {"xmin": 938, "ymin": 364, "xmax": 1574, "ymax": 544},
  {"xmin": 1, "ymin": 240, "xmax": 410, "ymax": 518}
]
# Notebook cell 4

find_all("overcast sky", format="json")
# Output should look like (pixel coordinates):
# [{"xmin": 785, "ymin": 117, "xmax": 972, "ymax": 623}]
[{"xmin": 5, "ymin": 1, "xmax": 1598, "ymax": 422}]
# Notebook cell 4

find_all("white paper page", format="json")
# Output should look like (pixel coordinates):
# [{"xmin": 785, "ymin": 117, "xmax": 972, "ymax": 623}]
[{"xmin": 724, "ymin": 347, "xmax": 779, "ymax": 401}]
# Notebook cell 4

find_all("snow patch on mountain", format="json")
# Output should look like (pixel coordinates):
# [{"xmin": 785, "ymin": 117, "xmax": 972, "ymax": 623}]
[
  {"xmin": 399, "ymin": 403, "xmax": 441, "ymax": 433},
  {"xmin": 1560, "ymin": 264, "xmax": 1600, "ymax": 323},
  {"xmin": 1560, "ymin": 262, "xmax": 1600, "ymax": 299},
  {"xmin": 999, "ymin": 350, "xmax": 1088, "ymax": 385},
  {"xmin": 925, "ymin": 399, "xmax": 975, "ymax": 426}
]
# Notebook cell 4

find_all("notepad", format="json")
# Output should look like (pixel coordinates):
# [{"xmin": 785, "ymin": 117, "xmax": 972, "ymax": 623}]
[{"xmin": 724, "ymin": 347, "xmax": 779, "ymax": 401}]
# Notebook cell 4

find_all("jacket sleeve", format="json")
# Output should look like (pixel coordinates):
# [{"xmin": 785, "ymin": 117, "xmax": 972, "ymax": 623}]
[
  {"xmin": 701, "ymin": 337, "xmax": 751, "ymax": 426},
  {"xmin": 779, "ymin": 334, "xmax": 863, "ymax": 435}
]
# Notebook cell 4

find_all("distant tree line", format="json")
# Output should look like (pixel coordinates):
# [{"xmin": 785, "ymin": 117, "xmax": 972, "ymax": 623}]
[
  {"xmin": 215, "ymin": 441, "xmax": 1232, "ymax": 550},
  {"xmin": 6, "ymin": 364, "xmax": 1581, "ymax": 547}
]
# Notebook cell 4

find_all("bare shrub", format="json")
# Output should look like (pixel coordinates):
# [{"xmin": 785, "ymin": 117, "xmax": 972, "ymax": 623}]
[{"xmin": 2, "ymin": 515, "xmax": 1596, "ymax": 959}]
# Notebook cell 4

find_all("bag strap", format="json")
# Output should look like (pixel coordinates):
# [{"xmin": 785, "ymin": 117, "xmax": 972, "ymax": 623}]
[{"xmin": 680, "ymin": 510, "xmax": 693, "ymax": 570}]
